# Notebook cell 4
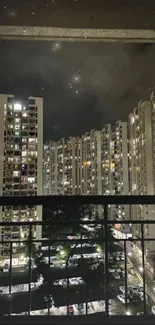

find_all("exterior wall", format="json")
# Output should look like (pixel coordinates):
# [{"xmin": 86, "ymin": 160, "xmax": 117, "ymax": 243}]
[
  {"xmin": 0, "ymin": 94, "xmax": 43, "ymax": 257},
  {"xmin": 129, "ymin": 98, "xmax": 155, "ymax": 253}
]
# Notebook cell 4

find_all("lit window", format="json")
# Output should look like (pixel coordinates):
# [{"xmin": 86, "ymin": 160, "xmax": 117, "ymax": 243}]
[
  {"xmin": 28, "ymin": 177, "xmax": 35, "ymax": 183},
  {"xmin": 29, "ymin": 138, "xmax": 35, "ymax": 144},
  {"xmin": 15, "ymin": 125, "xmax": 20, "ymax": 130},
  {"xmin": 14, "ymin": 103, "xmax": 22, "ymax": 111},
  {"xmin": 22, "ymin": 151, "xmax": 27, "ymax": 157},
  {"xmin": 13, "ymin": 171, "xmax": 20, "ymax": 177},
  {"xmin": 15, "ymin": 118, "xmax": 20, "ymax": 123},
  {"xmin": 22, "ymin": 112, "xmax": 27, "ymax": 117},
  {"xmin": 14, "ymin": 131, "xmax": 20, "ymax": 136}
]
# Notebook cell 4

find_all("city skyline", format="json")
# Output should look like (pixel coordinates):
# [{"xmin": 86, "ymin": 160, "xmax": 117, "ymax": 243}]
[{"xmin": 0, "ymin": 41, "xmax": 155, "ymax": 141}]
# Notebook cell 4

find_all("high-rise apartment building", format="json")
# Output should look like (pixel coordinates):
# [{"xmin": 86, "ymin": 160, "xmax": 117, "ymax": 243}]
[
  {"xmin": 43, "ymin": 143, "xmax": 50, "ymax": 195},
  {"xmin": 44, "ymin": 137, "xmax": 79, "ymax": 195},
  {"xmin": 43, "ymin": 124, "xmax": 129, "ymax": 226},
  {"xmin": 43, "ymin": 130, "xmax": 103, "ymax": 197},
  {"xmin": 0, "ymin": 94, "xmax": 43, "ymax": 261},
  {"xmin": 129, "ymin": 95, "xmax": 155, "ymax": 253},
  {"xmin": 79, "ymin": 130, "xmax": 102, "ymax": 196},
  {"xmin": 101, "ymin": 122, "xmax": 130, "ymax": 230}
]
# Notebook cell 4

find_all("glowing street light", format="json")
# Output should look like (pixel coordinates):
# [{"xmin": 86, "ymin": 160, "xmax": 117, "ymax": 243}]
[
  {"xmin": 126, "ymin": 311, "xmax": 131, "ymax": 316},
  {"xmin": 97, "ymin": 246, "xmax": 102, "ymax": 253}
]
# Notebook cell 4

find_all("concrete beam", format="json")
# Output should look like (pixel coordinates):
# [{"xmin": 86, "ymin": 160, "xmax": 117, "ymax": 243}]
[
  {"xmin": 0, "ymin": 26, "xmax": 155, "ymax": 42},
  {"xmin": 0, "ymin": 0, "xmax": 155, "ymax": 41}
]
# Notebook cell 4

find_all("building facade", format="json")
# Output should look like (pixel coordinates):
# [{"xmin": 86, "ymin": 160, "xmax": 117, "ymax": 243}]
[
  {"xmin": 43, "ymin": 130, "xmax": 103, "ymax": 197},
  {"xmin": 129, "ymin": 95, "xmax": 155, "ymax": 254},
  {"xmin": 101, "ymin": 122, "xmax": 130, "ymax": 229},
  {"xmin": 43, "ymin": 124, "xmax": 130, "ymax": 224},
  {"xmin": 0, "ymin": 94, "xmax": 43, "ymax": 261}
]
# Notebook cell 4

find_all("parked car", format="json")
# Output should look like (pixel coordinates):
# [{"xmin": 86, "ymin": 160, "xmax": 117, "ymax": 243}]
[
  {"xmin": 117, "ymin": 294, "xmax": 129, "ymax": 304},
  {"xmin": 137, "ymin": 292, "xmax": 144, "ymax": 301},
  {"xmin": 119, "ymin": 286, "xmax": 130, "ymax": 295},
  {"xmin": 68, "ymin": 305, "xmax": 74, "ymax": 315},
  {"xmin": 113, "ymin": 272, "xmax": 120, "ymax": 280},
  {"xmin": 151, "ymin": 306, "xmax": 155, "ymax": 315},
  {"xmin": 108, "ymin": 268, "xmax": 115, "ymax": 273},
  {"xmin": 121, "ymin": 271, "xmax": 125, "ymax": 278},
  {"xmin": 128, "ymin": 286, "xmax": 138, "ymax": 294},
  {"xmin": 61, "ymin": 261, "xmax": 66, "ymax": 268}
]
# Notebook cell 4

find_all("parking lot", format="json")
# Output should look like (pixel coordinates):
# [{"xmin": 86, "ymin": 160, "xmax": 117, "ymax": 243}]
[{"xmin": 1, "ymin": 233, "xmax": 155, "ymax": 316}]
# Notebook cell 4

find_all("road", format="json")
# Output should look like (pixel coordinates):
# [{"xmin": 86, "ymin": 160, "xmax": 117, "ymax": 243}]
[{"xmin": 123, "ymin": 243, "xmax": 155, "ymax": 305}]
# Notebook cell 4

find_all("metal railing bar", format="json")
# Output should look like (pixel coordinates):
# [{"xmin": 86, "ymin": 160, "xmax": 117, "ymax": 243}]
[
  {"xmin": 124, "ymin": 240, "xmax": 128, "ymax": 314},
  {"xmin": 1, "ymin": 238, "xmax": 155, "ymax": 246},
  {"xmin": 28, "ymin": 224, "xmax": 32, "ymax": 315},
  {"xmin": 141, "ymin": 224, "xmax": 146, "ymax": 314},
  {"xmin": 9, "ymin": 242, "xmax": 12, "ymax": 315},
  {"xmin": 0, "ymin": 195, "xmax": 155, "ymax": 206},
  {"xmin": 1, "ymin": 220, "xmax": 155, "ymax": 226},
  {"xmin": 104, "ymin": 204, "xmax": 109, "ymax": 316}
]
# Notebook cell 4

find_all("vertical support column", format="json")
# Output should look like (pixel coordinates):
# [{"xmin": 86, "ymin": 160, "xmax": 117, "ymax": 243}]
[
  {"xmin": 48, "ymin": 244, "xmax": 51, "ymax": 316},
  {"xmin": 124, "ymin": 240, "xmax": 128, "ymax": 314},
  {"xmin": 9, "ymin": 242, "xmax": 12, "ymax": 315},
  {"xmin": 141, "ymin": 223, "xmax": 146, "ymax": 314},
  {"xmin": 104, "ymin": 204, "xmax": 109, "ymax": 316},
  {"xmin": 28, "ymin": 224, "xmax": 32, "ymax": 315}
]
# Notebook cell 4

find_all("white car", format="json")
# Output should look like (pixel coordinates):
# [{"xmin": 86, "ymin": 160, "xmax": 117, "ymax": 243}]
[
  {"xmin": 61, "ymin": 262, "xmax": 66, "ymax": 268},
  {"xmin": 136, "ymin": 284, "xmax": 144, "ymax": 292},
  {"xmin": 116, "ymin": 268, "xmax": 121, "ymax": 273},
  {"xmin": 121, "ymin": 271, "xmax": 125, "ymax": 277},
  {"xmin": 151, "ymin": 306, "xmax": 155, "ymax": 315},
  {"xmin": 119, "ymin": 286, "xmax": 130, "ymax": 295},
  {"xmin": 121, "ymin": 256, "xmax": 125, "ymax": 261},
  {"xmin": 78, "ymin": 278, "xmax": 83, "ymax": 284},
  {"xmin": 137, "ymin": 292, "xmax": 144, "ymax": 301},
  {"xmin": 113, "ymin": 272, "xmax": 120, "ymax": 280},
  {"xmin": 108, "ymin": 268, "xmax": 115, "ymax": 273},
  {"xmin": 117, "ymin": 294, "xmax": 129, "ymax": 304},
  {"xmin": 119, "ymin": 286, "xmax": 125, "ymax": 294},
  {"xmin": 128, "ymin": 286, "xmax": 138, "ymax": 293}
]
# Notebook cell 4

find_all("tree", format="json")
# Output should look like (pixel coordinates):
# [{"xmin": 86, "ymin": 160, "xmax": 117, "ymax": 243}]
[{"xmin": 43, "ymin": 204, "xmax": 94, "ymax": 239}]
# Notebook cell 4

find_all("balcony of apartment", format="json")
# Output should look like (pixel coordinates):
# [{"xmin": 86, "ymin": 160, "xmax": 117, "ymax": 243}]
[{"xmin": 0, "ymin": 196, "xmax": 155, "ymax": 324}]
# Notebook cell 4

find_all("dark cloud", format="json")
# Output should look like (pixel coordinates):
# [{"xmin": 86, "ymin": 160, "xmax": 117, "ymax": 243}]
[{"xmin": 0, "ymin": 41, "xmax": 154, "ymax": 141}]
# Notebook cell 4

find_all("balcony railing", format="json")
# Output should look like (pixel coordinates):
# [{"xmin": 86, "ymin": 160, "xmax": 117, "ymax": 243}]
[{"xmin": 0, "ymin": 195, "xmax": 155, "ymax": 323}]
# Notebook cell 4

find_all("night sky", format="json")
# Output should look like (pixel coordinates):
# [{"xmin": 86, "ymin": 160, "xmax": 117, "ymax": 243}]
[{"xmin": 0, "ymin": 41, "xmax": 155, "ymax": 141}]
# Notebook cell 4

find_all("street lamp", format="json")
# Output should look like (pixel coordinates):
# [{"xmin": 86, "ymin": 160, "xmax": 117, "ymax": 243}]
[
  {"xmin": 97, "ymin": 246, "xmax": 102, "ymax": 253},
  {"xmin": 126, "ymin": 311, "xmax": 131, "ymax": 316}
]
